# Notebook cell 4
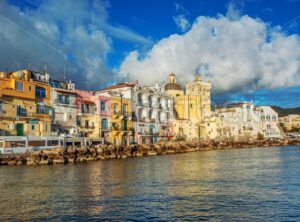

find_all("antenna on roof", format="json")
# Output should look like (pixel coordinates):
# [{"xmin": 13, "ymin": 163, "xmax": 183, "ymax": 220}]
[
  {"xmin": 63, "ymin": 64, "xmax": 66, "ymax": 81},
  {"xmin": 44, "ymin": 63, "xmax": 48, "ymax": 74}
]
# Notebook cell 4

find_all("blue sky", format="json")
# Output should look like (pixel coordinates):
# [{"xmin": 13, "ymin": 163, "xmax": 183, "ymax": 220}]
[{"xmin": 1, "ymin": 0, "xmax": 300, "ymax": 107}]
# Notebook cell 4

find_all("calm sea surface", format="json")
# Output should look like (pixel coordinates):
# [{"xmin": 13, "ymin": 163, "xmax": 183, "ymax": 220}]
[{"xmin": 0, "ymin": 146, "xmax": 300, "ymax": 221}]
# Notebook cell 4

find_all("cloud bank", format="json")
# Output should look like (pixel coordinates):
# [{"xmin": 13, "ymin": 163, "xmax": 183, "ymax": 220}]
[
  {"xmin": 0, "ymin": 0, "xmax": 150, "ymax": 89},
  {"xmin": 118, "ymin": 13, "xmax": 300, "ymax": 94}
]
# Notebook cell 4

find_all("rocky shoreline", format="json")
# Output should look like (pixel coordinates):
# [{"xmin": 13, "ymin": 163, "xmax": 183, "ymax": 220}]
[{"xmin": 1, "ymin": 139, "xmax": 300, "ymax": 166}]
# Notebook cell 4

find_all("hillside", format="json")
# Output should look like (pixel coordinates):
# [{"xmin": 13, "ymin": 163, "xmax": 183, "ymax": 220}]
[{"xmin": 271, "ymin": 106, "xmax": 300, "ymax": 117}]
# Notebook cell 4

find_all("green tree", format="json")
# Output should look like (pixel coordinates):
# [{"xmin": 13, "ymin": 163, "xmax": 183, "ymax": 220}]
[{"xmin": 257, "ymin": 132, "xmax": 265, "ymax": 140}]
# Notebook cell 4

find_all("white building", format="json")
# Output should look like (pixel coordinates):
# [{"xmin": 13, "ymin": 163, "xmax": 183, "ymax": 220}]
[
  {"xmin": 255, "ymin": 106, "xmax": 283, "ymax": 139},
  {"xmin": 50, "ymin": 80, "xmax": 78, "ymax": 135},
  {"xmin": 215, "ymin": 102, "xmax": 283, "ymax": 140}
]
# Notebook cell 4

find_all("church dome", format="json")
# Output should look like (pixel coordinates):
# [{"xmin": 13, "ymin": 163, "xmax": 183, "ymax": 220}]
[
  {"xmin": 165, "ymin": 82, "xmax": 182, "ymax": 91},
  {"xmin": 165, "ymin": 73, "xmax": 183, "ymax": 91}
]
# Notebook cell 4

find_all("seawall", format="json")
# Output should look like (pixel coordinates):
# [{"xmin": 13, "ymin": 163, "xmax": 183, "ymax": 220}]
[{"xmin": 1, "ymin": 139, "xmax": 300, "ymax": 166}]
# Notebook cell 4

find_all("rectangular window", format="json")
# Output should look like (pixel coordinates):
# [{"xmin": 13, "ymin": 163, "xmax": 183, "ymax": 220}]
[
  {"xmin": 35, "ymin": 86, "xmax": 46, "ymax": 98},
  {"xmin": 15, "ymin": 81, "xmax": 23, "ymax": 91},
  {"xmin": 57, "ymin": 94, "xmax": 70, "ymax": 104},
  {"xmin": 113, "ymin": 103, "xmax": 118, "ymax": 114},
  {"xmin": 58, "ymin": 94, "xmax": 63, "ymax": 103},
  {"xmin": 123, "ymin": 104, "xmax": 127, "ymax": 114},
  {"xmin": 65, "ymin": 96, "xmax": 70, "ymax": 104},
  {"xmin": 16, "ymin": 106, "xmax": 27, "ymax": 116},
  {"xmin": 45, "ymin": 124, "xmax": 48, "ymax": 131},
  {"xmin": 101, "ymin": 101, "xmax": 106, "ymax": 112},
  {"xmin": 31, "ymin": 125, "xmax": 35, "ymax": 130}
]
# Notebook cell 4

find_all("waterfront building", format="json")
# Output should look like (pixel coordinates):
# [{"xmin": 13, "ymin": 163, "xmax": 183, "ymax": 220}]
[
  {"xmin": 0, "ymin": 70, "xmax": 52, "ymax": 136},
  {"xmin": 165, "ymin": 73, "xmax": 214, "ymax": 140},
  {"xmin": 96, "ymin": 82, "xmax": 174, "ymax": 144},
  {"xmin": 75, "ymin": 90, "xmax": 97, "ymax": 138},
  {"xmin": 76, "ymin": 90, "xmax": 112, "ymax": 140},
  {"xmin": 50, "ymin": 79, "xmax": 77, "ymax": 135},
  {"xmin": 94, "ymin": 93, "xmax": 111, "ymax": 142},
  {"xmin": 109, "ymin": 93, "xmax": 133, "ymax": 145},
  {"xmin": 279, "ymin": 114, "xmax": 300, "ymax": 132},
  {"xmin": 215, "ymin": 102, "xmax": 283, "ymax": 140},
  {"xmin": 255, "ymin": 106, "xmax": 283, "ymax": 139}
]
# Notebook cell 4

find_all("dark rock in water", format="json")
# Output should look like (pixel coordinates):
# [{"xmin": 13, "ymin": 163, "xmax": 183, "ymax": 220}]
[{"xmin": 48, "ymin": 158, "xmax": 54, "ymax": 165}]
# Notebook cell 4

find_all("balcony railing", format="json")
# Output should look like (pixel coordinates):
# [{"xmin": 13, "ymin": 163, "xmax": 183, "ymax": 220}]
[
  {"xmin": 54, "ymin": 99, "xmax": 75, "ymax": 106},
  {"xmin": 139, "ymin": 117, "xmax": 146, "ymax": 122},
  {"xmin": 82, "ymin": 125, "xmax": 95, "ymax": 129},
  {"xmin": 113, "ymin": 111, "xmax": 132, "ymax": 116},
  {"xmin": 138, "ymin": 131, "xmax": 159, "ymax": 136},
  {"xmin": 101, "ymin": 126, "xmax": 111, "ymax": 131},
  {"xmin": 112, "ymin": 127, "xmax": 133, "ymax": 131},
  {"xmin": 138, "ymin": 131, "xmax": 174, "ymax": 136},
  {"xmin": 81, "ymin": 110, "xmax": 95, "ymax": 115},
  {"xmin": 36, "ymin": 106, "xmax": 51, "ymax": 115}
]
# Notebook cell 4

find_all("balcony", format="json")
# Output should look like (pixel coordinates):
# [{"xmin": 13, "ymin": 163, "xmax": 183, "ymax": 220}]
[
  {"xmin": 112, "ymin": 126, "xmax": 132, "ymax": 131},
  {"xmin": 113, "ymin": 111, "xmax": 132, "ymax": 116},
  {"xmin": 82, "ymin": 125, "xmax": 95, "ymax": 129},
  {"xmin": 100, "ymin": 109, "xmax": 110, "ymax": 116},
  {"xmin": 81, "ymin": 110, "xmax": 95, "ymax": 115},
  {"xmin": 54, "ymin": 99, "xmax": 76, "ymax": 106},
  {"xmin": 101, "ymin": 126, "xmax": 111, "ymax": 131},
  {"xmin": 36, "ymin": 106, "xmax": 51, "ymax": 115},
  {"xmin": 139, "ymin": 117, "xmax": 146, "ymax": 122},
  {"xmin": 138, "ymin": 131, "xmax": 159, "ymax": 136},
  {"xmin": 150, "ymin": 118, "xmax": 156, "ymax": 123}
]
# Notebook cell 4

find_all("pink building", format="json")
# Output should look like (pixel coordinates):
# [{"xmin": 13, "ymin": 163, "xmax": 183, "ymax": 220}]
[{"xmin": 75, "ymin": 90, "xmax": 111, "ymax": 139}]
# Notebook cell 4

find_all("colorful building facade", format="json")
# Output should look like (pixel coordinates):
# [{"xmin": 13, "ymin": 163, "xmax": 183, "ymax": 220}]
[
  {"xmin": 96, "ymin": 82, "xmax": 174, "ymax": 144},
  {"xmin": 109, "ymin": 94, "xmax": 133, "ymax": 145},
  {"xmin": 0, "ymin": 70, "xmax": 51, "ymax": 137},
  {"xmin": 165, "ymin": 73, "xmax": 213, "ymax": 140},
  {"xmin": 50, "ymin": 80, "xmax": 77, "ymax": 135}
]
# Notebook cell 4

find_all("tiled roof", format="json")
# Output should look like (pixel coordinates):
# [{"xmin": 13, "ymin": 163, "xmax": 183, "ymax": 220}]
[
  {"xmin": 95, "ymin": 82, "xmax": 136, "ymax": 92},
  {"xmin": 55, "ymin": 88, "xmax": 77, "ymax": 94}
]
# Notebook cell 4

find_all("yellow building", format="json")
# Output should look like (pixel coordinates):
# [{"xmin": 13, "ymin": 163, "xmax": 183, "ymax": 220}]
[
  {"xmin": 165, "ymin": 73, "xmax": 214, "ymax": 140},
  {"xmin": 109, "ymin": 95, "xmax": 133, "ymax": 145},
  {"xmin": 279, "ymin": 114, "xmax": 300, "ymax": 132},
  {"xmin": 0, "ymin": 70, "xmax": 52, "ymax": 136}
]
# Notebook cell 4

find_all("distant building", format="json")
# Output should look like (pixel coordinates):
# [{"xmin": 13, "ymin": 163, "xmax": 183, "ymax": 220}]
[
  {"xmin": 215, "ymin": 102, "xmax": 283, "ymax": 140},
  {"xmin": 0, "ymin": 70, "xmax": 52, "ymax": 136},
  {"xmin": 279, "ymin": 114, "xmax": 300, "ymax": 132}
]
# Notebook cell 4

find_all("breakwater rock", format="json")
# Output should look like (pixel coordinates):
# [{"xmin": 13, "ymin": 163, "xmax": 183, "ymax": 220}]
[{"xmin": 1, "ymin": 139, "xmax": 300, "ymax": 166}]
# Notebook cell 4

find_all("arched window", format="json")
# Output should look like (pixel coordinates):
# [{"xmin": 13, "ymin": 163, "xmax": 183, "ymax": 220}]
[
  {"xmin": 101, "ymin": 118, "xmax": 108, "ymax": 130},
  {"xmin": 148, "ymin": 95, "xmax": 152, "ymax": 107},
  {"xmin": 138, "ymin": 93, "xmax": 142, "ymax": 106}
]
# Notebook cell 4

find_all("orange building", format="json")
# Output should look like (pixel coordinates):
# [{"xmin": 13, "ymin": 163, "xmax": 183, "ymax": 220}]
[{"xmin": 0, "ymin": 70, "xmax": 52, "ymax": 136}]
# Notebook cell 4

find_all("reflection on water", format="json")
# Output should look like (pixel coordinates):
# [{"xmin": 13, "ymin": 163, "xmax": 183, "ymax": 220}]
[{"xmin": 1, "ymin": 146, "xmax": 300, "ymax": 221}]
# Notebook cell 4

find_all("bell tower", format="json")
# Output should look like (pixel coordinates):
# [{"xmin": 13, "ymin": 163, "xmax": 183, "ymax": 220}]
[{"xmin": 168, "ymin": 73, "xmax": 176, "ymax": 83}]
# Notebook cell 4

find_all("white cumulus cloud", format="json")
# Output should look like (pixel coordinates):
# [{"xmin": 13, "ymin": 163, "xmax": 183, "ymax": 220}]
[{"xmin": 118, "ymin": 14, "xmax": 300, "ymax": 94}]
